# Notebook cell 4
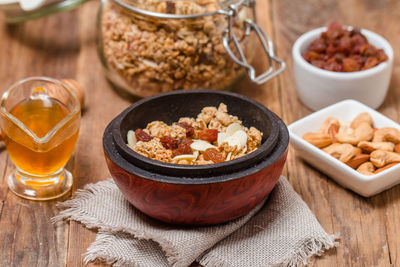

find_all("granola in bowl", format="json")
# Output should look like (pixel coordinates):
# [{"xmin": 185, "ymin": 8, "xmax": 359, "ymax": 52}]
[
  {"xmin": 126, "ymin": 103, "xmax": 263, "ymax": 164},
  {"xmin": 99, "ymin": 0, "xmax": 254, "ymax": 97}
]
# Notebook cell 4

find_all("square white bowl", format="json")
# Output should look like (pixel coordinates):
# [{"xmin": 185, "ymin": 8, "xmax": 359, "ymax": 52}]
[{"xmin": 288, "ymin": 99, "xmax": 400, "ymax": 197}]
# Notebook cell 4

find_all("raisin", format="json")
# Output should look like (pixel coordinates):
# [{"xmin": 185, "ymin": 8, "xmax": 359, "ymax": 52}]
[
  {"xmin": 362, "ymin": 57, "xmax": 378, "ymax": 70},
  {"xmin": 165, "ymin": 0, "xmax": 175, "ymax": 13},
  {"xmin": 198, "ymin": 129, "xmax": 219, "ymax": 142},
  {"xmin": 303, "ymin": 51, "xmax": 321, "ymax": 61},
  {"xmin": 160, "ymin": 136, "xmax": 178, "ymax": 149},
  {"xmin": 302, "ymin": 22, "xmax": 388, "ymax": 72},
  {"xmin": 310, "ymin": 59, "xmax": 325, "ymax": 69},
  {"xmin": 342, "ymin": 58, "xmax": 360, "ymax": 72},
  {"xmin": 176, "ymin": 122, "xmax": 194, "ymax": 137},
  {"xmin": 337, "ymin": 35, "xmax": 351, "ymax": 53},
  {"xmin": 173, "ymin": 138, "xmax": 193, "ymax": 156},
  {"xmin": 309, "ymin": 39, "xmax": 326, "ymax": 53},
  {"xmin": 135, "ymin": 129, "xmax": 153, "ymax": 142},
  {"xmin": 376, "ymin": 49, "xmax": 388, "ymax": 62},
  {"xmin": 203, "ymin": 148, "xmax": 225, "ymax": 163}
]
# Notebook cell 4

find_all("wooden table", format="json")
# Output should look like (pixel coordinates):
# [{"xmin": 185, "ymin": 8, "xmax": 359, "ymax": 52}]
[{"xmin": 0, "ymin": 0, "xmax": 399, "ymax": 266}]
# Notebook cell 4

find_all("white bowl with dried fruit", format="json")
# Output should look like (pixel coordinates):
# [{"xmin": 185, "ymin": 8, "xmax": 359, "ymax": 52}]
[
  {"xmin": 288, "ymin": 99, "xmax": 400, "ymax": 197},
  {"xmin": 292, "ymin": 22, "xmax": 393, "ymax": 111}
]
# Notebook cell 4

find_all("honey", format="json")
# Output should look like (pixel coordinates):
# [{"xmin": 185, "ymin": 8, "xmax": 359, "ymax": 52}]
[{"xmin": 2, "ymin": 97, "xmax": 79, "ymax": 176}]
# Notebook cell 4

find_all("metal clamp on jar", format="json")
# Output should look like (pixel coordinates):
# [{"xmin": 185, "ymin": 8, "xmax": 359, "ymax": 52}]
[{"xmin": 98, "ymin": 0, "xmax": 285, "ymax": 97}]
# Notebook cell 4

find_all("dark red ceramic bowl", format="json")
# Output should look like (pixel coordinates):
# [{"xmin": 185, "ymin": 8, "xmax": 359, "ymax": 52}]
[{"xmin": 103, "ymin": 90, "xmax": 289, "ymax": 225}]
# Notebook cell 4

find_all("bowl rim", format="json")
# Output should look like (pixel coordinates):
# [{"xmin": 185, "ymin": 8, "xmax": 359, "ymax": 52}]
[
  {"xmin": 107, "ymin": 90, "xmax": 281, "ymax": 177},
  {"xmin": 104, "ymin": 112, "xmax": 289, "ymax": 184},
  {"xmin": 292, "ymin": 26, "xmax": 394, "ymax": 79}
]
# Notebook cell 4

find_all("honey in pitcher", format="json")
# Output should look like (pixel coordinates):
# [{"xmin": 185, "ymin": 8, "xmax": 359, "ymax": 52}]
[{"xmin": 3, "ymin": 96, "xmax": 79, "ymax": 176}]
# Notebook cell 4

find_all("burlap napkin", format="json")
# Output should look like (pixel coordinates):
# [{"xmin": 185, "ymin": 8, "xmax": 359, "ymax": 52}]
[{"xmin": 53, "ymin": 176, "xmax": 338, "ymax": 267}]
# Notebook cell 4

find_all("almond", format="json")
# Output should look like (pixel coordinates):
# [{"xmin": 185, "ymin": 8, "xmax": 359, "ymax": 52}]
[
  {"xmin": 395, "ymin": 144, "xmax": 400, "ymax": 154},
  {"xmin": 328, "ymin": 124, "xmax": 339, "ymax": 143},
  {"xmin": 346, "ymin": 154, "xmax": 370, "ymax": 169},
  {"xmin": 375, "ymin": 162, "xmax": 399, "ymax": 174}
]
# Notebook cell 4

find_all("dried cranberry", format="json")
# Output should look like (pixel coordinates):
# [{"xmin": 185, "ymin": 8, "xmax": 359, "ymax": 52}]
[
  {"xmin": 135, "ymin": 129, "xmax": 153, "ymax": 142},
  {"xmin": 203, "ymin": 148, "xmax": 224, "ymax": 163},
  {"xmin": 160, "ymin": 136, "xmax": 178, "ymax": 149},
  {"xmin": 176, "ymin": 122, "xmax": 194, "ymax": 137},
  {"xmin": 198, "ymin": 129, "xmax": 219, "ymax": 142}
]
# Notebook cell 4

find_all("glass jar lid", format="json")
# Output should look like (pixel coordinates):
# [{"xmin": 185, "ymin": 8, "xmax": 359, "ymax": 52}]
[{"xmin": 0, "ymin": 0, "xmax": 89, "ymax": 23}]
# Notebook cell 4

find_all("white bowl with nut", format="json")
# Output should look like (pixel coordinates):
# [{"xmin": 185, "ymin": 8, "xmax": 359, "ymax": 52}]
[{"xmin": 288, "ymin": 99, "xmax": 400, "ymax": 197}]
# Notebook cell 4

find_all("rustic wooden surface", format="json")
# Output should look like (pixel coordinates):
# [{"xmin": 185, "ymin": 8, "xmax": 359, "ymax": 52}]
[{"xmin": 0, "ymin": 0, "xmax": 399, "ymax": 266}]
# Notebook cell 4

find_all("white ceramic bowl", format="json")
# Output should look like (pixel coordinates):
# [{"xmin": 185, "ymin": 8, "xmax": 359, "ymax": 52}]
[
  {"xmin": 292, "ymin": 27, "xmax": 394, "ymax": 111},
  {"xmin": 288, "ymin": 99, "xmax": 400, "ymax": 197}
]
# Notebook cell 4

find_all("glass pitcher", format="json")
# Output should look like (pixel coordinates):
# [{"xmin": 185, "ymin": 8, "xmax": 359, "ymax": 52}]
[{"xmin": 0, "ymin": 77, "xmax": 81, "ymax": 200}]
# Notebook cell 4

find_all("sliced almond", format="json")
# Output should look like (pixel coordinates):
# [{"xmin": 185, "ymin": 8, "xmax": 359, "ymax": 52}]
[
  {"xmin": 190, "ymin": 139, "xmax": 217, "ymax": 151},
  {"xmin": 225, "ymin": 130, "xmax": 247, "ymax": 149},
  {"xmin": 127, "ymin": 130, "xmax": 137, "ymax": 149},
  {"xmin": 217, "ymin": 132, "xmax": 227, "ymax": 146},
  {"xmin": 346, "ymin": 154, "xmax": 370, "ymax": 169},
  {"xmin": 172, "ymin": 151, "xmax": 199, "ymax": 161},
  {"xmin": 226, "ymin": 123, "xmax": 243, "ymax": 136}
]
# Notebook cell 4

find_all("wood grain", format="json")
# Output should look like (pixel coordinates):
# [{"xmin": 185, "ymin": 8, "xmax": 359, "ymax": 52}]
[{"xmin": 0, "ymin": 0, "xmax": 399, "ymax": 266}]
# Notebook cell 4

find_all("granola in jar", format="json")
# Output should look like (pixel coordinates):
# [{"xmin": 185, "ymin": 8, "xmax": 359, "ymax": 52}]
[
  {"xmin": 98, "ymin": 0, "xmax": 256, "ymax": 97},
  {"xmin": 126, "ymin": 103, "xmax": 263, "ymax": 164}
]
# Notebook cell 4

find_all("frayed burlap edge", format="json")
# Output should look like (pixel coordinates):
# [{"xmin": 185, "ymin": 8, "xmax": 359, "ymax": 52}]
[
  {"xmin": 198, "ymin": 234, "xmax": 340, "ymax": 267},
  {"xmin": 51, "ymin": 179, "xmax": 181, "ymax": 266},
  {"xmin": 83, "ymin": 232, "xmax": 145, "ymax": 267},
  {"xmin": 276, "ymin": 234, "xmax": 340, "ymax": 267}
]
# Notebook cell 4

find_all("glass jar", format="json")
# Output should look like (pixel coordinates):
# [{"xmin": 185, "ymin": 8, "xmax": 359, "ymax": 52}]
[{"xmin": 97, "ymin": 0, "xmax": 285, "ymax": 98}]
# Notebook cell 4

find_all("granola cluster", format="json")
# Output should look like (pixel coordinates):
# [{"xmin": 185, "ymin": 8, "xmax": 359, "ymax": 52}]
[
  {"xmin": 126, "ymin": 103, "xmax": 263, "ymax": 165},
  {"xmin": 100, "ymin": 0, "xmax": 253, "ymax": 97}
]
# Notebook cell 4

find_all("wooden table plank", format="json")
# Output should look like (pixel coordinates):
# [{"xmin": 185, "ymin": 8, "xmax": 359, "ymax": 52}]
[
  {"xmin": 271, "ymin": 0, "xmax": 400, "ymax": 266},
  {"xmin": 0, "ymin": 8, "xmax": 81, "ymax": 266}
]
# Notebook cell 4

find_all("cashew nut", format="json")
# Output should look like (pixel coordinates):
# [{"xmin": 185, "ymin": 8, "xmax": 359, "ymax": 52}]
[
  {"xmin": 322, "ymin": 143, "xmax": 361, "ymax": 163},
  {"xmin": 357, "ymin": 141, "xmax": 394, "ymax": 153},
  {"xmin": 302, "ymin": 132, "xmax": 332, "ymax": 148},
  {"xmin": 372, "ymin": 127, "xmax": 400, "ymax": 143},
  {"xmin": 356, "ymin": 162, "xmax": 375, "ymax": 176},
  {"xmin": 350, "ymin": 112, "xmax": 373, "ymax": 129},
  {"xmin": 370, "ymin": 150, "xmax": 400, "ymax": 168},
  {"xmin": 335, "ymin": 122, "xmax": 374, "ymax": 145}
]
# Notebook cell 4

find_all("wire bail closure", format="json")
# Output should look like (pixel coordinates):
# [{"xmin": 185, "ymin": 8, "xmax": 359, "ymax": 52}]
[{"xmin": 222, "ymin": 0, "xmax": 285, "ymax": 84}]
